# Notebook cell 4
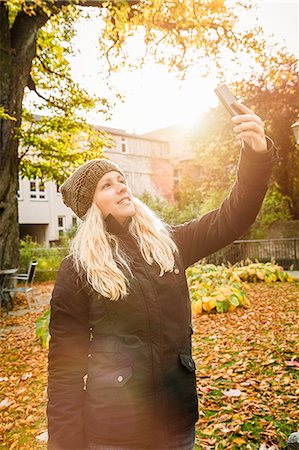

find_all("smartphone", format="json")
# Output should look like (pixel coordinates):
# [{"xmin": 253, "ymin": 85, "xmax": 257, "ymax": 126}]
[{"xmin": 214, "ymin": 84, "xmax": 244, "ymax": 117}]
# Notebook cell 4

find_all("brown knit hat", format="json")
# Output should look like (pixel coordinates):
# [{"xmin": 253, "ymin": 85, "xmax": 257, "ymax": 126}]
[{"xmin": 60, "ymin": 158, "xmax": 126, "ymax": 218}]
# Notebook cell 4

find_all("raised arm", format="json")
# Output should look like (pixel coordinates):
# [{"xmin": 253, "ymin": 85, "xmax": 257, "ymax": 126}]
[
  {"xmin": 47, "ymin": 256, "xmax": 90, "ymax": 450},
  {"xmin": 172, "ymin": 104, "xmax": 278, "ymax": 270}
]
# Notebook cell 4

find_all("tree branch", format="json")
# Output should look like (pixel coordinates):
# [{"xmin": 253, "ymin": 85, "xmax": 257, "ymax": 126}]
[
  {"xmin": 35, "ymin": 51, "xmax": 73, "ymax": 83},
  {"xmin": 11, "ymin": 0, "xmax": 140, "ymax": 62},
  {"xmin": 60, "ymin": 0, "xmax": 139, "ymax": 5},
  {"xmin": 18, "ymin": 143, "xmax": 33, "ymax": 162},
  {"xmin": 10, "ymin": 9, "xmax": 52, "ymax": 61},
  {"xmin": 23, "ymin": 0, "xmax": 139, "ymax": 7},
  {"xmin": 26, "ymin": 74, "xmax": 66, "ymax": 111},
  {"xmin": 26, "ymin": 74, "xmax": 49, "ymax": 105}
]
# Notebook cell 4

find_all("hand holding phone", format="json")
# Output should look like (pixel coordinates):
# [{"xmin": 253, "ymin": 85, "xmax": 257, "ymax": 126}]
[
  {"xmin": 214, "ymin": 83, "xmax": 268, "ymax": 152},
  {"xmin": 214, "ymin": 84, "xmax": 244, "ymax": 117}
]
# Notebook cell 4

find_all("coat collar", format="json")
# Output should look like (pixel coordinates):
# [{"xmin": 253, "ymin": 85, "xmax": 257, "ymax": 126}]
[{"xmin": 104, "ymin": 213, "xmax": 132, "ymax": 236}]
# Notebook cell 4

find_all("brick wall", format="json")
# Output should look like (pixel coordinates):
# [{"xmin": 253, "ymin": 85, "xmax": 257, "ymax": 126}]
[{"xmin": 150, "ymin": 157, "xmax": 175, "ymax": 203}]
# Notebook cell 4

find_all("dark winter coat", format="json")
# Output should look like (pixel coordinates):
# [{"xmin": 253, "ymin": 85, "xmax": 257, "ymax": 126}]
[{"xmin": 47, "ymin": 142, "xmax": 277, "ymax": 450}]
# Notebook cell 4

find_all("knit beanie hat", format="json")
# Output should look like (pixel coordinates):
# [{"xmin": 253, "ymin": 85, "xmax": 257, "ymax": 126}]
[{"xmin": 60, "ymin": 158, "xmax": 126, "ymax": 218}]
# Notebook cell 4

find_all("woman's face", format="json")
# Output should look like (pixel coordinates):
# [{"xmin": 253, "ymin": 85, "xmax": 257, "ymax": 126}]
[{"xmin": 93, "ymin": 171, "xmax": 136, "ymax": 225}]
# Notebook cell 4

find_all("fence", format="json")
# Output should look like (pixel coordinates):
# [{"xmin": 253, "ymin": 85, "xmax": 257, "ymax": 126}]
[
  {"xmin": 206, "ymin": 238, "xmax": 299, "ymax": 270},
  {"xmin": 21, "ymin": 238, "xmax": 299, "ymax": 281}
]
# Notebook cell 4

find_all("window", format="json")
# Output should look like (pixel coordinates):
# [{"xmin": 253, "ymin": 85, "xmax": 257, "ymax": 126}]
[
  {"xmin": 58, "ymin": 216, "xmax": 65, "ymax": 236},
  {"xmin": 17, "ymin": 176, "xmax": 23, "ymax": 200},
  {"xmin": 30, "ymin": 181, "xmax": 36, "ymax": 198},
  {"xmin": 39, "ymin": 181, "xmax": 46, "ymax": 199},
  {"xmin": 72, "ymin": 216, "xmax": 77, "ymax": 227},
  {"xmin": 121, "ymin": 137, "xmax": 127, "ymax": 153},
  {"xmin": 30, "ymin": 179, "xmax": 46, "ymax": 200},
  {"xmin": 58, "ymin": 216, "xmax": 64, "ymax": 228}
]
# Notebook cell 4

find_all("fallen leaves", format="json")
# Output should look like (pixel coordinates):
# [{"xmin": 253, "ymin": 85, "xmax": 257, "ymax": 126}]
[
  {"xmin": 222, "ymin": 389, "xmax": 242, "ymax": 398},
  {"xmin": 233, "ymin": 437, "xmax": 247, "ymax": 445},
  {"xmin": 286, "ymin": 358, "xmax": 299, "ymax": 369},
  {"xmin": 259, "ymin": 444, "xmax": 279, "ymax": 450},
  {"xmin": 0, "ymin": 283, "xmax": 52, "ymax": 449},
  {"xmin": 193, "ymin": 282, "xmax": 299, "ymax": 449},
  {"xmin": 0, "ymin": 398, "xmax": 14, "ymax": 410},
  {"xmin": 20, "ymin": 372, "xmax": 32, "ymax": 381},
  {"xmin": 36, "ymin": 430, "xmax": 48, "ymax": 443},
  {"xmin": 1, "ymin": 281, "xmax": 298, "ymax": 449}
]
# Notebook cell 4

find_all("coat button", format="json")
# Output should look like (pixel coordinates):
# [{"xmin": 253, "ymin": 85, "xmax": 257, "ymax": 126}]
[
  {"xmin": 174, "ymin": 268, "xmax": 180, "ymax": 274},
  {"xmin": 117, "ymin": 375, "xmax": 124, "ymax": 383}
]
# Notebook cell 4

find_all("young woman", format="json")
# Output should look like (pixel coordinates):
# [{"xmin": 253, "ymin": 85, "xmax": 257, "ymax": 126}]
[{"xmin": 47, "ymin": 103, "xmax": 277, "ymax": 450}]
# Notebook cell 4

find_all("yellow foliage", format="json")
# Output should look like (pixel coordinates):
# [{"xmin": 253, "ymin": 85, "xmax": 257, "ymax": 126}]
[
  {"xmin": 242, "ymin": 298, "xmax": 251, "ymax": 308},
  {"xmin": 216, "ymin": 286, "xmax": 232, "ymax": 296},
  {"xmin": 188, "ymin": 260, "xmax": 296, "ymax": 316},
  {"xmin": 233, "ymin": 437, "xmax": 247, "ymax": 446},
  {"xmin": 202, "ymin": 297, "xmax": 216, "ymax": 312},
  {"xmin": 192, "ymin": 300, "xmax": 202, "ymax": 315},
  {"xmin": 211, "ymin": 292, "xmax": 226, "ymax": 302},
  {"xmin": 256, "ymin": 270, "xmax": 264, "ymax": 280}
]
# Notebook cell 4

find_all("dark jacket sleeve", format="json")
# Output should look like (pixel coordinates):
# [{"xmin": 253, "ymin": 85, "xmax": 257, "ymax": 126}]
[
  {"xmin": 47, "ymin": 256, "xmax": 90, "ymax": 450},
  {"xmin": 172, "ymin": 138, "xmax": 278, "ymax": 270}
]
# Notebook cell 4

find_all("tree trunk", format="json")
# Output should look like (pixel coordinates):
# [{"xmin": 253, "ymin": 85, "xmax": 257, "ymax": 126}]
[
  {"xmin": 0, "ymin": 5, "xmax": 18, "ymax": 269},
  {"xmin": 0, "ymin": 142, "xmax": 19, "ymax": 270},
  {"xmin": 0, "ymin": 5, "xmax": 50, "ymax": 268},
  {"xmin": 0, "ymin": 1, "xmax": 138, "ymax": 268}
]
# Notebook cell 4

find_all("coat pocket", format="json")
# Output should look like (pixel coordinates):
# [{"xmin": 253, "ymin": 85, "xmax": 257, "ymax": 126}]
[
  {"xmin": 88, "ymin": 352, "xmax": 133, "ymax": 388},
  {"xmin": 161, "ymin": 352, "xmax": 198, "ymax": 429}
]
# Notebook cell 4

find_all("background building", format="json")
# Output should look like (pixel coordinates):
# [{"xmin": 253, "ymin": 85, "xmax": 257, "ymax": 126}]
[{"xmin": 18, "ymin": 125, "xmax": 190, "ymax": 245}]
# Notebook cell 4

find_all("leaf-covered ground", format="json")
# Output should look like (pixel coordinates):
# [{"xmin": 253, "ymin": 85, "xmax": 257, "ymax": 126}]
[
  {"xmin": 193, "ymin": 283, "xmax": 299, "ymax": 449},
  {"xmin": 0, "ymin": 282, "xmax": 298, "ymax": 449},
  {"xmin": 0, "ymin": 283, "xmax": 52, "ymax": 450}
]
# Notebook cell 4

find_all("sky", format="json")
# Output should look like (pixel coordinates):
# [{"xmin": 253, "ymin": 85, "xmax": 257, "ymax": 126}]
[{"xmin": 48, "ymin": 1, "xmax": 299, "ymax": 134}]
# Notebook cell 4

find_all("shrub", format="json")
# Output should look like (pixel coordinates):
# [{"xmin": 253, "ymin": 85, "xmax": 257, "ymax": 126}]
[
  {"xmin": 36, "ymin": 309, "xmax": 51, "ymax": 349},
  {"xmin": 19, "ymin": 237, "xmax": 68, "ymax": 281},
  {"xmin": 187, "ymin": 260, "xmax": 296, "ymax": 316},
  {"xmin": 249, "ymin": 182, "xmax": 292, "ymax": 238},
  {"xmin": 19, "ymin": 236, "xmax": 38, "ymax": 272},
  {"xmin": 138, "ymin": 191, "xmax": 202, "ymax": 225}
]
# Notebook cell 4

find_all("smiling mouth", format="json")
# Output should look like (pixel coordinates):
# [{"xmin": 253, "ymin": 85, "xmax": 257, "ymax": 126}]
[{"xmin": 118, "ymin": 198, "xmax": 131, "ymax": 205}]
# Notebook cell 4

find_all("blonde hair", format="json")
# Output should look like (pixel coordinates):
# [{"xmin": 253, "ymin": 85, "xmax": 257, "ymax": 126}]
[{"xmin": 71, "ymin": 197, "xmax": 178, "ymax": 301}]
